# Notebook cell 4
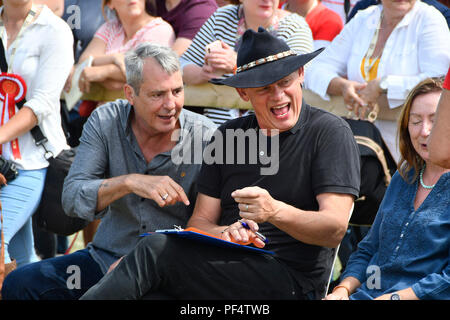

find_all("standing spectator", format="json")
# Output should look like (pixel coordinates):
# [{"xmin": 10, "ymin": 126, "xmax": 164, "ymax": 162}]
[
  {"xmin": 0, "ymin": 0, "xmax": 73, "ymax": 269},
  {"xmin": 180, "ymin": 0, "xmax": 313, "ymax": 125},
  {"xmin": 282, "ymin": 0, "xmax": 343, "ymax": 49},
  {"xmin": 305, "ymin": 0, "xmax": 450, "ymax": 161},
  {"xmin": 149, "ymin": 0, "xmax": 218, "ymax": 55}
]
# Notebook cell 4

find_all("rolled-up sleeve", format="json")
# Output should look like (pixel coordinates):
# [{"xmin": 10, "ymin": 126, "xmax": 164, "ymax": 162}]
[
  {"xmin": 25, "ymin": 22, "xmax": 74, "ymax": 124},
  {"xmin": 411, "ymin": 256, "xmax": 450, "ymax": 300},
  {"xmin": 62, "ymin": 111, "xmax": 107, "ymax": 221}
]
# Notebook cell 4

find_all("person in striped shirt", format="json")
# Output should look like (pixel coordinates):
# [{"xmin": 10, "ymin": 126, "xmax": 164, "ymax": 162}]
[{"xmin": 180, "ymin": 0, "xmax": 313, "ymax": 125}]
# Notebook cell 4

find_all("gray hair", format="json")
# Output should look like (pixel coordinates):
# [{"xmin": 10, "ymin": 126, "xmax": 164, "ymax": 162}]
[{"xmin": 125, "ymin": 42, "xmax": 181, "ymax": 95}]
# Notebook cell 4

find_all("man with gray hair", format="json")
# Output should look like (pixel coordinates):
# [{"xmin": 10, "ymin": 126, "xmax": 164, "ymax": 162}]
[{"xmin": 2, "ymin": 42, "xmax": 216, "ymax": 300}]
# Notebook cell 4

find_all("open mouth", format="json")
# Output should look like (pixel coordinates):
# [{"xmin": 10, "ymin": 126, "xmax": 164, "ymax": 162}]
[
  {"xmin": 158, "ymin": 114, "xmax": 175, "ymax": 121},
  {"xmin": 271, "ymin": 103, "xmax": 290, "ymax": 118}
]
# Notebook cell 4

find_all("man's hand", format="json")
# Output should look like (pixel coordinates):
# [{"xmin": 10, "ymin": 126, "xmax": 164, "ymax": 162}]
[
  {"xmin": 220, "ymin": 218, "xmax": 266, "ymax": 248},
  {"xmin": 231, "ymin": 186, "xmax": 282, "ymax": 223},
  {"xmin": 127, "ymin": 174, "xmax": 190, "ymax": 207},
  {"xmin": 96, "ymin": 174, "xmax": 190, "ymax": 212},
  {"xmin": 107, "ymin": 256, "xmax": 124, "ymax": 274}
]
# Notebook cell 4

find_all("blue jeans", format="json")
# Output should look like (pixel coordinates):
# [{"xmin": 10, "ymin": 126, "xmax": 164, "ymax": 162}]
[
  {"xmin": 1, "ymin": 249, "xmax": 103, "ymax": 300},
  {"xmin": 1, "ymin": 168, "xmax": 46, "ymax": 266}
]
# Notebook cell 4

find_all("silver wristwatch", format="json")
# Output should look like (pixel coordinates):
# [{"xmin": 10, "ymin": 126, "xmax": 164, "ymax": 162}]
[{"xmin": 390, "ymin": 293, "xmax": 401, "ymax": 300}]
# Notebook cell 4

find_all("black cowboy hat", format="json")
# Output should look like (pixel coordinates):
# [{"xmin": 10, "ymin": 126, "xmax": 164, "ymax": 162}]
[{"xmin": 210, "ymin": 27, "xmax": 324, "ymax": 88}]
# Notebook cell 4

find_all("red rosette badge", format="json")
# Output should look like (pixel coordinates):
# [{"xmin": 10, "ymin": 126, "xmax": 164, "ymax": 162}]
[{"xmin": 0, "ymin": 73, "xmax": 27, "ymax": 159}]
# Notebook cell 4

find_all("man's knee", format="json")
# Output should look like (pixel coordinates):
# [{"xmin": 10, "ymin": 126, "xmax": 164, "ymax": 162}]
[{"xmin": 2, "ymin": 262, "xmax": 40, "ymax": 300}]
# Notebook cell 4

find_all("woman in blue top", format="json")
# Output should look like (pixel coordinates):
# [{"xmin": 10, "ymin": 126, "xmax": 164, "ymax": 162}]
[{"xmin": 325, "ymin": 77, "xmax": 450, "ymax": 300}]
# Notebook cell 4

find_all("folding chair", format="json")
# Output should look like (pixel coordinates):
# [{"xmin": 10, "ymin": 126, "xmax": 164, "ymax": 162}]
[{"xmin": 324, "ymin": 203, "xmax": 354, "ymax": 298}]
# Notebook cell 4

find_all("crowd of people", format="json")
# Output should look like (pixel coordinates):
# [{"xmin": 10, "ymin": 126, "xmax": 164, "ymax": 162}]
[{"xmin": 0, "ymin": 0, "xmax": 449, "ymax": 301}]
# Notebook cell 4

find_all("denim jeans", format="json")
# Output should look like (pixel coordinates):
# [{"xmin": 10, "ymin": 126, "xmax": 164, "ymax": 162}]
[
  {"xmin": 1, "ymin": 249, "xmax": 103, "ymax": 300},
  {"xmin": 1, "ymin": 168, "xmax": 46, "ymax": 266}
]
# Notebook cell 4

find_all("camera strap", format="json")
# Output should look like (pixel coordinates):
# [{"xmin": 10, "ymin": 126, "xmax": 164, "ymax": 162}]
[{"xmin": 0, "ymin": 38, "xmax": 51, "ymax": 158}]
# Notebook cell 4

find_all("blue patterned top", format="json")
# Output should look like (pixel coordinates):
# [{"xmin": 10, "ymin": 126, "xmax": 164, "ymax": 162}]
[{"xmin": 342, "ymin": 170, "xmax": 450, "ymax": 300}]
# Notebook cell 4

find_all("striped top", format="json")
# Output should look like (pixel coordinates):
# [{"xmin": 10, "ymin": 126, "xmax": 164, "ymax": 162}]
[
  {"xmin": 180, "ymin": 4, "xmax": 313, "ymax": 124},
  {"xmin": 94, "ymin": 17, "xmax": 175, "ymax": 54}
]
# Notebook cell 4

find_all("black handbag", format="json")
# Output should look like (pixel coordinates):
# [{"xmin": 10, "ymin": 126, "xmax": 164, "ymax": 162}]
[
  {"xmin": 0, "ymin": 40, "xmax": 88, "ymax": 236},
  {"xmin": 34, "ymin": 147, "xmax": 89, "ymax": 236}
]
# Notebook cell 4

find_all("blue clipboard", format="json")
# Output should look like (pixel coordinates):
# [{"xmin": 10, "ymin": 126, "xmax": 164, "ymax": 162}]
[{"xmin": 140, "ymin": 228, "xmax": 274, "ymax": 255}]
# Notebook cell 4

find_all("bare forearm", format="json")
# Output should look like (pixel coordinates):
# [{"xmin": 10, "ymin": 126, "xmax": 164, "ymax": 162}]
[
  {"xmin": 327, "ymin": 77, "xmax": 347, "ymax": 96},
  {"xmin": 187, "ymin": 215, "xmax": 227, "ymax": 237},
  {"xmin": 90, "ymin": 64, "xmax": 126, "ymax": 83},
  {"xmin": 335, "ymin": 276, "xmax": 362, "ymax": 295},
  {"xmin": 172, "ymin": 38, "xmax": 192, "ymax": 56},
  {"xmin": 268, "ymin": 202, "xmax": 348, "ymax": 248},
  {"xmin": 96, "ymin": 175, "xmax": 133, "ymax": 212},
  {"xmin": 182, "ymin": 64, "xmax": 209, "ymax": 85},
  {"xmin": 0, "ymin": 106, "xmax": 37, "ymax": 144}
]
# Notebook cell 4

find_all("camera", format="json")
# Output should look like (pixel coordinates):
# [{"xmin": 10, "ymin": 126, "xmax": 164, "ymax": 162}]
[{"xmin": 0, "ymin": 155, "xmax": 19, "ymax": 182}]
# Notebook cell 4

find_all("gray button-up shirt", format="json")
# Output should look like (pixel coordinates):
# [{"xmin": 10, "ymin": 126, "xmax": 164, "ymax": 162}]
[{"xmin": 62, "ymin": 99, "xmax": 216, "ymax": 273}]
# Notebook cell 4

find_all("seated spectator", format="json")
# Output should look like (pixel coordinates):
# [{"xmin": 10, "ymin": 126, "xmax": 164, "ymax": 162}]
[
  {"xmin": 281, "ymin": 0, "xmax": 343, "ymax": 49},
  {"xmin": 428, "ymin": 67, "xmax": 450, "ymax": 169},
  {"xmin": 347, "ymin": 0, "xmax": 450, "ymax": 27},
  {"xmin": 0, "ymin": 0, "xmax": 72, "ymax": 282},
  {"xmin": 74, "ymin": 0, "xmax": 175, "ymax": 117},
  {"xmin": 324, "ymin": 77, "xmax": 450, "ymax": 300},
  {"xmin": 1, "ymin": 43, "xmax": 216, "ymax": 300},
  {"xmin": 80, "ymin": 28, "xmax": 360, "ymax": 300},
  {"xmin": 305, "ymin": 0, "xmax": 450, "ymax": 161},
  {"xmin": 149, "ymin": 0, "xmax": 218, "ymax": 55},
  {"xmin": 321, "ymin": 0, "xmax": 359, "ymax": 23},
  {"xmin": 181, "ymin": 0, "xmax": 313, "ymax": 125}
]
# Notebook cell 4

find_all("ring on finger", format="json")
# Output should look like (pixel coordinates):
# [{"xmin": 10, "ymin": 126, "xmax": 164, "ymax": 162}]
[
  {"xmin": 245, "ymin": 204, "xmax": 249, "ymax": 211},
  {"xmin": 161, "ymin": 193, "xmax": 169, "ymax": 201}
]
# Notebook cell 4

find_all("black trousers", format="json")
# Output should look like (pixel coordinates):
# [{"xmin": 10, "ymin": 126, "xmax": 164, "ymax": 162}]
[{"xmin": 80, "ymin": 234, "xmax": 307, "ymax": 300}]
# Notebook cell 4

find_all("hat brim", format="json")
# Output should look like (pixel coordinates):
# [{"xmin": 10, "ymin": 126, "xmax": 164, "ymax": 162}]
[{"xmin": 210, "ymin": 48, "xmax": 324, "ymax": 88}]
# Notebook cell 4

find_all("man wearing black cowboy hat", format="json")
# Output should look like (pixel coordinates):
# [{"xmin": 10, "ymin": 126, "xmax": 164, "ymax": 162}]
[{"xmin": 81, "ymin": 28, "xmax": 361, "ymax": 300}]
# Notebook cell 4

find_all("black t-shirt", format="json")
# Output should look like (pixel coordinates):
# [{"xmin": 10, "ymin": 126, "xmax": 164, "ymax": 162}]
[{"xmin": 197, "ymin": 101, "xmax": 360, "ymax": 294}]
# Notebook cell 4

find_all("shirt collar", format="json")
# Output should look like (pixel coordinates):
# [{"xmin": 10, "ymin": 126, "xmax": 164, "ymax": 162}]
[
  {"xmin": 375, "ymin": 1, "xmax": 420, "ymax": 29},
  {"xmin": 288, "ymin": 98, "xmax": 309, "ymax": 135},
  {"xmin": 0, "ymin": 4, "xmax": 51, "ymax": 27}
]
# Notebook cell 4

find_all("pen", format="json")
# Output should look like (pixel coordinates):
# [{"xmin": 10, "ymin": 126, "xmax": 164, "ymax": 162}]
[{"xmin": 239, "ymin": 220, "xmax": 268, "ymax": 244}]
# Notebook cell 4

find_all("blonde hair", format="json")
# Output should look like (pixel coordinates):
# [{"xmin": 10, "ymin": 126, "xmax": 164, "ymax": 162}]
[{"xmin": 397, "ymin": 77, "xmax": 444, "ymax": 183}]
